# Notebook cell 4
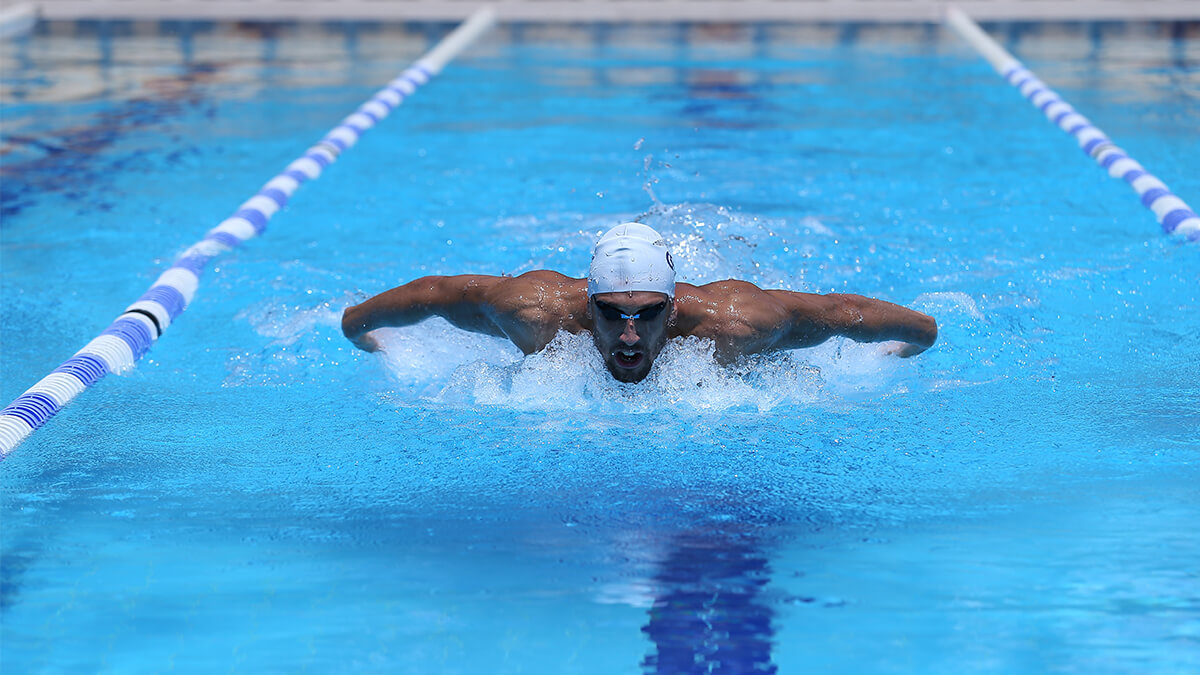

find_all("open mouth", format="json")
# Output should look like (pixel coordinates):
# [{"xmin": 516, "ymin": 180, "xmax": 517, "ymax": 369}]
[{"xmin": 613, "ymin": 348, "xmax": 645, "ymax": 369}]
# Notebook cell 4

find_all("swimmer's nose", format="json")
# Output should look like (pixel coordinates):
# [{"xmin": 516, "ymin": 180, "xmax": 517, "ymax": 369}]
[{"xmin": 620, "ymin": 319, "xmax": 639, "ymax": 345}]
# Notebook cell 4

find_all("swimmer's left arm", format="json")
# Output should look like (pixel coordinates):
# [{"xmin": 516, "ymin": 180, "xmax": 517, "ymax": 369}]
[{"xmin": 772, "ymin": 291, "xmax": 937, "ymax": 357}]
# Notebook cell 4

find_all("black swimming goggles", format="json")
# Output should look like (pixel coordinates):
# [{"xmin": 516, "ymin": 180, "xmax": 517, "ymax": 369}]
[{"xmin": 594, "ymin": 300, "xmax": 669, "ymax": 322}]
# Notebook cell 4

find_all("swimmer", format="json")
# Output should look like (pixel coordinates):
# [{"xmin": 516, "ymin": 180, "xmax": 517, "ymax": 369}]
[{"xmin": 342, "ymin": 223, "xmax": 937, "ymax": 383}]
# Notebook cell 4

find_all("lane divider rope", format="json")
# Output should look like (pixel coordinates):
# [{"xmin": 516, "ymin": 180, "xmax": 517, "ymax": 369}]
[
  {"xmin": 944, "ymin": 6, "xmax": 1199, "ymax": 241},
  {"xmin": 0, "ymin": 6, "xmax": 498, "ymax": 457}
]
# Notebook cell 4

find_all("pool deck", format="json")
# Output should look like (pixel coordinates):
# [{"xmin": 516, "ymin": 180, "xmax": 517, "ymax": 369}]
[{"xmin": 20, "ymin": 0, "xmax": 1200, "ymax": 22}]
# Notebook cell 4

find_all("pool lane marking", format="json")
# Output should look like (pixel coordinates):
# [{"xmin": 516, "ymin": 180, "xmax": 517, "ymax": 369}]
[
  {"xmin": 0, "ymin": 5, "xmax": 498, "ymax": 458},
  {"xmin": 944, "ymin": 6, "xmax": 1199, "ymax": 241}
]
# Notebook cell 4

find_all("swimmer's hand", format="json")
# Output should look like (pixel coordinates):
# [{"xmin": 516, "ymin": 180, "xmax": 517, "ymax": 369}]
[
  {"xmin": 342, "ymin": 304, "xmax": 383, "ymax": 352},
  {"xmin": 350, "ymin": 332, "xmax": 383, "ymax": 353},
  {"xmin": 880, "ymin": 341, "xmax": 928, "ymax": 358}
]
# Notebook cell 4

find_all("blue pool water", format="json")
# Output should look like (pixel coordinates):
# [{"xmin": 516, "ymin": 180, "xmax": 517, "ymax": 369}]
[{"xmin": 2, "ymin": 20, "xmax": 1198, "ymax": 672}]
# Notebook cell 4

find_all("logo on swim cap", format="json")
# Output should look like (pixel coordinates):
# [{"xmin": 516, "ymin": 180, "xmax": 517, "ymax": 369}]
[{"xmin": 587, "ymin": 222, "xmax": 676, "ymax": 298}]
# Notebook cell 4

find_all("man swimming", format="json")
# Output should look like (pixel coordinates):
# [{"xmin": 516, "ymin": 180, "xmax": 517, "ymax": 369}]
[{"xmin": 342, "ymin": 223, "xmax": 937, "ymax": 383}]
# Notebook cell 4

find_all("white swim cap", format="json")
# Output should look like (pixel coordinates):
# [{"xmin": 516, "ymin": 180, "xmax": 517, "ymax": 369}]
[{"xmin": 587, "ymin": 222, "xmax": 675, "ymax": 298}]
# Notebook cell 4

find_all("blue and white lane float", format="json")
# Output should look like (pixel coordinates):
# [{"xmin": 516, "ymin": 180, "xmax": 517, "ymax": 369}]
[
  {"xmin": 0, "ymin": 6, "xmax": 498, "ymax": 457},
  {"xmin": 944, "ymin": 6, "xmax": 1199, "ymax": 241}
]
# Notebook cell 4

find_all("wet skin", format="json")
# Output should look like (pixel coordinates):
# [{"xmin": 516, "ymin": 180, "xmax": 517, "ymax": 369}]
[
  {"xmin": 588, "ymin": 291, "xmax": 676, "ymax": 383},
  {"xmin": 341, "ymin": 270, "xmax": 938, "ymax": 381}
]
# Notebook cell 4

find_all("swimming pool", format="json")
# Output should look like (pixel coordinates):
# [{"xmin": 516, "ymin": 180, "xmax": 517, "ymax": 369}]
[{"xmin": 2, "ymin": 18, "xmax": 1198, "ymax": 672}]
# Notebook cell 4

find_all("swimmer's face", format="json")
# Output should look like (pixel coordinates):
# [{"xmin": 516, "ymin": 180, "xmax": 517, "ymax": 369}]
[{"xmin": 588, "ymin": 291, "xmax": 675, "ymax": 383}]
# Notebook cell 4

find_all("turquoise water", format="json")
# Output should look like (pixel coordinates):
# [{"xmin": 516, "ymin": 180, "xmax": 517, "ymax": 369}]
[{"xmin": 2, "ymin": 20, "xmax": 1198, "ymax": 672}]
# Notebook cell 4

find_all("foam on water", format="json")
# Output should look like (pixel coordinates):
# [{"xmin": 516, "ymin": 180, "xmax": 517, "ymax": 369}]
[
  {"xmin": 365, "ymin": 327, "xmax": 939, "ymax": 413},
  {"xmin": 374, "ymin": 321, "xmax": 522, "ymax": 383},
  {"xmin": 229, "ymin": 202, "xmax": 979, "ymax": 408},
  {"xmin": 432, "ymin": 330, "xmax": 828, "ymax": 413},
  {"xmin": 367, "ymin": 193, "xmax": 933, "ymax": 408},
  {"xmin": 397, "ymin": 202, "xmax": 941, "ymax": 410},
  {"xmin": 225, "ymin": 295, "xmax": 356, "ymax": 387},
  {"xmin": 230, "ymin": 281, "xmax": 993, "ymax": 412}
]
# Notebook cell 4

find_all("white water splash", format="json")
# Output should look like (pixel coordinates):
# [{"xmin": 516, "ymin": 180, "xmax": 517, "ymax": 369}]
[
  {"xmin": 226, "ymin": 298, "xmax": 349, "ymax": 387},
  {"xmin": 375, "ymin": 319, "xmax": 522, "ymax": 382},
  {"xmin": 229, "ymin": 202, "xmax": 946, "ymax": 400},
  {"xmin": 492, "ymin": 202, "xmax": 831, "ymax": 291},
  {"xmin": 912, "ymin": 291, "xmax": 984, "ymax": 321},
  {"xmin": 405, "ymin": 330, "xmax": 862, "ymax": 413},
  {"xmin": 237, "ymin": 297, "xmax": 344, "ymax": 345},
  {"xmin": 640, "ymin": 202, "xmax": 825, "ymax": 290}
]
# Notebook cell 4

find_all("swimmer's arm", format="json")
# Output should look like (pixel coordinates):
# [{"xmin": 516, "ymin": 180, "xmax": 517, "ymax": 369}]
[
  {"xmin": 772, "ymin": 292, "xmax": 937, "ymax": 357},
  {"xmin": 341, "ymin": 275, "xmax": 508, "ymax": 351}
]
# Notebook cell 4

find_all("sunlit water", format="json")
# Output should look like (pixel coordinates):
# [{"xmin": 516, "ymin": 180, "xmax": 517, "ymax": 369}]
[{"xmin": 2, "ymin": 20, "xmax": 1198, "ymax": 673}]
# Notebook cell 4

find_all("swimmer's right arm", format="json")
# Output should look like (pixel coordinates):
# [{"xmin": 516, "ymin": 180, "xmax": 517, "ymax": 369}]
[{"xmin": 341, "ymin": 275, "xmax": 508, "ymax": 351}]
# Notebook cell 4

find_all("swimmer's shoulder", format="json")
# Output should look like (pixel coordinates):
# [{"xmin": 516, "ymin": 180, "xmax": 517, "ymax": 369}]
[
  {"xmin": 476, "ymin": 271, "xmax": 588, "ymax": 349},
  {"xmin": 493, "ymin": 270, "xmax": 586, "ymax": 298},
  {"xmin": 673, "ymin": 280, "xmax": 790, "ymax": 343},
  {"xmin": 484, "ymin": 271, "xmax": 587, "ymax": 316},
  {"xmin": 510, "ymin": 270, "xmax": 582, "ymax": 286},
  {"xmin": 675, "ymin": 280, "xmax": 779, "ymax": 314}
]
